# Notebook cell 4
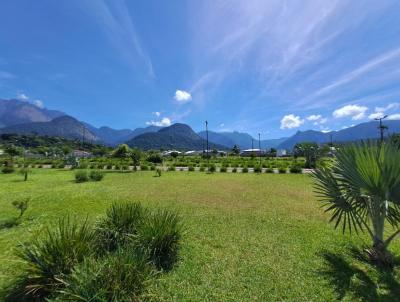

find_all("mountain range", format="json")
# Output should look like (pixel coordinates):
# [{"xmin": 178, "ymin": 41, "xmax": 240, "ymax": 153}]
[
  {"xmin": 1, "ymin": 98, "xmax": 399, "ymax": 151},
  {"xmin": 127, "ymin": 123, "xmax": 226, "ymax": 150}
]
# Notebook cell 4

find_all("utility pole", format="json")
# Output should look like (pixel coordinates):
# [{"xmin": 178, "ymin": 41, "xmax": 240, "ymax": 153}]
[
  {"xmin": 375, "ymin": 115, "xmax": 388, "ymax": 143},
  {"xmin": 205, "ymin": 121, "xmax": 209, "ymax": 162},
  {"xmin": 81, "ymin": 125, "xmax": 85, "ymax": 149},
  {"xmin": 258, "ymin": 133, "xmax": 261, "ymax": 165}
]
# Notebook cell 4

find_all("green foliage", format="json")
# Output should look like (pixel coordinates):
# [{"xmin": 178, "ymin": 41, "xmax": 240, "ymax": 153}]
[
  {"xmin": 265, "ymin": 168, "xmax": 274, "ymax": 173},
  {"xmin": 12, "ymin": 199, "xmax": 29, "ymax": 218},
  {"xmin": 112, "ymin": 144, "xmax": 131, "ymax": 158},
  {"xmin": 6, "ymin": 217, "xmax": 94, "ymax": 301},
  {"xmin": 242, "ymin": 167, "xmax": 248, "ymax": 173},
  {"xmin": 208, "ymin": 164, "xmax": 216, "ymax": 173},
  {"xmin": 2, "ymin": 165, "xmax": 15, "ymax": 174},
  {"xmin": 75, "ymin": 170, "xmax": 89, "ymax": 183},
  {"xmin": 220, "ymin": 166, "xmax": 227, "ymax": 172},
  {"xmin": 95, "ymin": 203, "xmax": 145, "ymax": 253},
  {"xmin": 278, "ymin": 167, "xmax": 287, "ymax": 174},
  {"xmin": 54, "ymin": 250, "xmax": 154, "ymax": 302},
  {"xmin": 89, "ymin": 170, "xmax": 104, "ymax": 182},
  {"xmin": 254, "ymin": 165, "xmax": 262, "ymax": 173},
  {"xmin": 155, "ymin": 168, "xmax": 162, "ymax": 177},
  {"xmin": 188, "ymin": 165, "xmax": 195, "ymax": 172},
  {"xmin": 232, "ymin": 167, "xmax": 237, "ymax": 173},
  {"xmin": 140, "ymin": 165, "xmax": 149, "ymax": 171},
  {"xmin": 294, "ymin": 142, "xmax": 319, "ymax": 168},
  {"xmin": 136, "ymin": 209, "xmax": 182, "ymax": 271},
  {"xmin": 312, "ymin": 141, "xmax": 400, "ymax": 268},
  {"xmin": 147, "ymin": 152, "xmax": 163, "ymax": 164},
  {"xmin": 289, "ymin": 166, "xmax": 302, "ymax": 174}
]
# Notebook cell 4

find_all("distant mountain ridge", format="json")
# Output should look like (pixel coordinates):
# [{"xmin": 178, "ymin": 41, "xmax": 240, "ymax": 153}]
[
  {"xmin": 278, "ymin": 120, "xmax": 400, "ymax": 150},
  {"xmin": 1, "ymin": 98, "xmax": 400, "ymax": 150},
  {"xmin": 0, "ymin": 115, "xmax": 99, "ymax": 142},
  {"xmin": 127, "ymin": 123, "xmax": 226, "ymax": 150},
  {"xmin": 0, "ymin": 98, "xmax": 65, "ymax": 127},
  {"xmin": 198, "ymin": 130, "xmax": 287, "ymax": 150}
]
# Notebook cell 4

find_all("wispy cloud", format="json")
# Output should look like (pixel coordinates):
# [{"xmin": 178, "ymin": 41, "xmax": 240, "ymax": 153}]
[
  {"xmin": 81, "ymin": 0, "xmax": 154, "ymax": 78},
  {"xmin": 146, "ymin": 117, "xmax": 171, "ymax": 127}
]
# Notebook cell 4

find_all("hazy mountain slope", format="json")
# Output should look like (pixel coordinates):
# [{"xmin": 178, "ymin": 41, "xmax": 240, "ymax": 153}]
[
  {"xmin": 0, "ymin": 116, "xmax": 99, "ymax": 142},
  {"xmin": 0, "ymin": 99, "xmax": 65, "ymax": 127}
]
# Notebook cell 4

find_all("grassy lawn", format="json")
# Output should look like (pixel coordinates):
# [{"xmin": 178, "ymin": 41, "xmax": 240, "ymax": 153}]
[{"xmin": 0, "ymin": 169, "xmax": 399, "ymax": 301}]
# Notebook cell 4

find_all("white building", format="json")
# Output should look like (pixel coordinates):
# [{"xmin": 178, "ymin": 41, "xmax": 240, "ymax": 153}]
[
  {"xmin": 241, "ymin": 148, "xmax": 265, "ymax": 156},
  {"xmin": 276, "ymin": 149, "xmax": 287, "ymax": 157}
]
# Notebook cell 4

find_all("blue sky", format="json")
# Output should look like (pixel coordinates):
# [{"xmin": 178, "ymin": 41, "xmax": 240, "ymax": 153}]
[{"xmin": 1, "ymin": 0, "xmax": 400, "ymax": 138}]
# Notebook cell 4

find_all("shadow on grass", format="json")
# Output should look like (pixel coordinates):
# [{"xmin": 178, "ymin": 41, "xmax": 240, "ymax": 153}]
[
  {"xmin": 319, "ymin": 249, "xmax": 400, "ymax": 301},
  {"xmin": 0, "ymin": 217, "xmax": 20, "ymax": 230}
]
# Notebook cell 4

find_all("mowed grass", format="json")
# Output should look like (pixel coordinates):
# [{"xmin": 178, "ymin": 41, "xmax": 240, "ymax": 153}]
[{"xmin": 0, "ymin": 169, "xmax": 399, "ymax": 301}]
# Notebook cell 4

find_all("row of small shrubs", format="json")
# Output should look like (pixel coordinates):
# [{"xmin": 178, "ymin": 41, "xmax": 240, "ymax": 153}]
[
  {"xmin": 6, "ymin": 202, "xmax": 183, "ymax": 301},
  {"xmin": 75, "ymin": 170, "xmax": 104, "ymax": 183}
]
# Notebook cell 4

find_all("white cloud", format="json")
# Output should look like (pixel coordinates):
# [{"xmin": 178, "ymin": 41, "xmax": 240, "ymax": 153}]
[
  {"xmin": 0, "ymin": 70, "xmax": 15, "ymax": 80},
  {"xmin": 306, "ymin": 114, "xmax": 322, "ymax": 121},
  {"xmin": 333, "ymin": 104, "xmax": 368, "ymax": 120},
  {"xmin": 280, "ymin": 114, "xmax": 304, "ymax": 129},
  {"xmin": 368, "ymin": 112, "xmax": 385, "ymax": 120},
  {"xmin": 16, "ymin": 93, "xmax": 29, "ymax": 101},
  {"xmin": 33, "ymin": 99, "xmax": 44, "ymax": 109},
  {"xmin": 387, "ymin": 114, "xmax": 400, "ymax": 120},
  {"xmin": 375, "ymin": 103, "xmax": 399, "ymax": 112},
  {"xmin": 174, "ymin": 90, "xmax": 192, "ymax": 103},
  {"xmin": 146, "ymin": 117, "xmax": 171, "ymax": 127},
  {"xmin": 153, "ymin": 111, "xmax": 161, "ymax": 117},
  {"xmin": 219, "ymin": 123, "xmax": 225, "ymax": 127}
]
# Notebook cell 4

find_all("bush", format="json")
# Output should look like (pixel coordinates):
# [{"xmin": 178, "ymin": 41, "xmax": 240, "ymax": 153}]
[
  {"xmin": 106, "ymin": 164, "xmax": 112, "ymax": 170},
  {"xmin": 208, "ymin": 164, "xmax": 216, "ymax": 173},
  {"xmin": 254, "ymin": 165, "xmax": 262, "ymax": 173},
  {"xmin": 155, "ymin": 168, "xmax": 162, "ymax": 177},
  {"xmin": 199, "ymin": 166, "xmax": 205, "ymax": 172},
  {"xmin": 6, "ymin": 217, "xmax": 94, "ymax": 301},
  {"xmin": 95, "ymin": 203, "xmax": 145, "ymax": 253},
  {"xmin": 278, "ymin": 167, "xmax": 287, "ymax": 174},
  {"xmin": 266, "ymin": 168, "xmax": 274, "ymax": 173},
  {"xmin": 147, "ymin": 153, "xmax": 163, "ymax": 164},
  {"xmin": 2, "ymin": 166, "xmax": 15, "ymax": 174},
  {"xmin": 137, "ymin": 209, "xmax": 182, "ymax": 271},
  {"xmin": 289, "ymin": 166, "xmax": 302, "ymax": 174},
  {"xmin": 242, "ymin": 167, "xmax": 248, "ymax": 173},
  {"xmin": 232, "ymin": 167, "xmax": 237, "ymax": 173},
  {"xmin": 220, "ymin": 166, "xmax": 227, "ymax": 172},
  {"xmin": 167, "ymin": 165, "xmax": 175, "ymax": 172},
  {"xmin": 89, "ymin": 170, "xmax": 104, "ymax": 181},
  {"xmin": 188, "ymin": 165, "xmax": 195, "ymax": 172},
  {"xmin": 55, "ymin": 251, "xmax": 154, "ymax": 302},
  {"xmin": 75, "ymin": 170, "xmax": 89, "ymax": 183},
  {"xmin": 150, "ymin": 164, "xmax": 155, "ymax": 171},
  {"xmin": 140, "ymin": 165, "xmax": 149, "ymax": 171}
]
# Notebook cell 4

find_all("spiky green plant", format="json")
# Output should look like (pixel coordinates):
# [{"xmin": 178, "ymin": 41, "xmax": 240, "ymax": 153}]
[
  {"xmin": 312, "ymin": 141, "xmax": 400, "ymax": 268},
  {"xmin": 95, "ymin": 203, "xmax": 146, "ymax": 254},
  {"xmin": 137, "ymin": 209, "xmax": 182, "ymax": 271},
  {"xmin": 6, "ymin": 217, "xmax": 94, "ymax": 300},
  {"xmin": 55, "ymin": 250, "xmax": 155, "ymax": 302}
]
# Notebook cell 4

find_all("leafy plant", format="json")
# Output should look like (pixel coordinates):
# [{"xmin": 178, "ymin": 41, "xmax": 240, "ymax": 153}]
[
  {"xmin": 6, "ymin": 217, "xmax": 94, "ymax": 301},
  {"xmin": 137, "ymin": 209, "xmax": 182, "ymax": 271},
  {"xmin": 278, "ymin": 167, "xmax": 287, "ymax": 174},
  {"xmin": 220, "ymin": 166, "xmax": 227, "ymax": 172},
  {"xmin": 242, "ymin": 167, "xmax": 248, "ymax": 173},
  {"xmin": 89, "ymin": 170, "xmax": 104, "ymax": 182},
  {"xmin": 254, "ymin": 165, "xmax": 262, "ymax": 173},
  {"xmin": 312, "ymin": 141, "xmax": 400, "ymax": 268},
  {"xmin": 266, "ymin": 168, "xmax": 274, "ymax": 173},
  {"xmin": 208, "ymin": 164, "xmax": 216, "ymax": 173},
  {"xmin": 55, "ymin": 250, "xmax": 154, "ymax": 302},
  {"xmin": 232, "ymin": 167, "xmax": 237, "ymax": 173},
  {"xmin": 289, "ymin": 166, "xmax": 302, "ymax": 174},
  {"xmin": 75, "ymin": 170, "xmax": 89, "ymax": 183},
  {"xmin": 155, "ymin": 167, "xmax": 162, "ymax": 177},
  {"xmin": 2, "ymin": 165, "xmax": 15, "ymax": 174},
  {"xmin": 19, "ymin": 167, "xmax": 31, "ymax": 181},
  {"xmin": 12, "ymin": 199, "xmax": 29, "ymax": 219},
  {"xmin": 188, "ymin": 165, "xmax": 195, "ymax": 172},
  {"xmin": 95, "ymin": 203, "xmax": 145, "ymax": 254}
]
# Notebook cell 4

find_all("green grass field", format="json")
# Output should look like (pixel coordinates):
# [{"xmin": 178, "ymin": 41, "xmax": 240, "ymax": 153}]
[{"xmin": 0, "ymin": 169, "xmax": 399, "ymax": 301}]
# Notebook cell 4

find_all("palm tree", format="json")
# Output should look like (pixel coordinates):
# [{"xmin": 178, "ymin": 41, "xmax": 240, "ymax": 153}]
[{"xmin": 312, "ymin": 141, "xmax": 400, "ymax": 268}]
